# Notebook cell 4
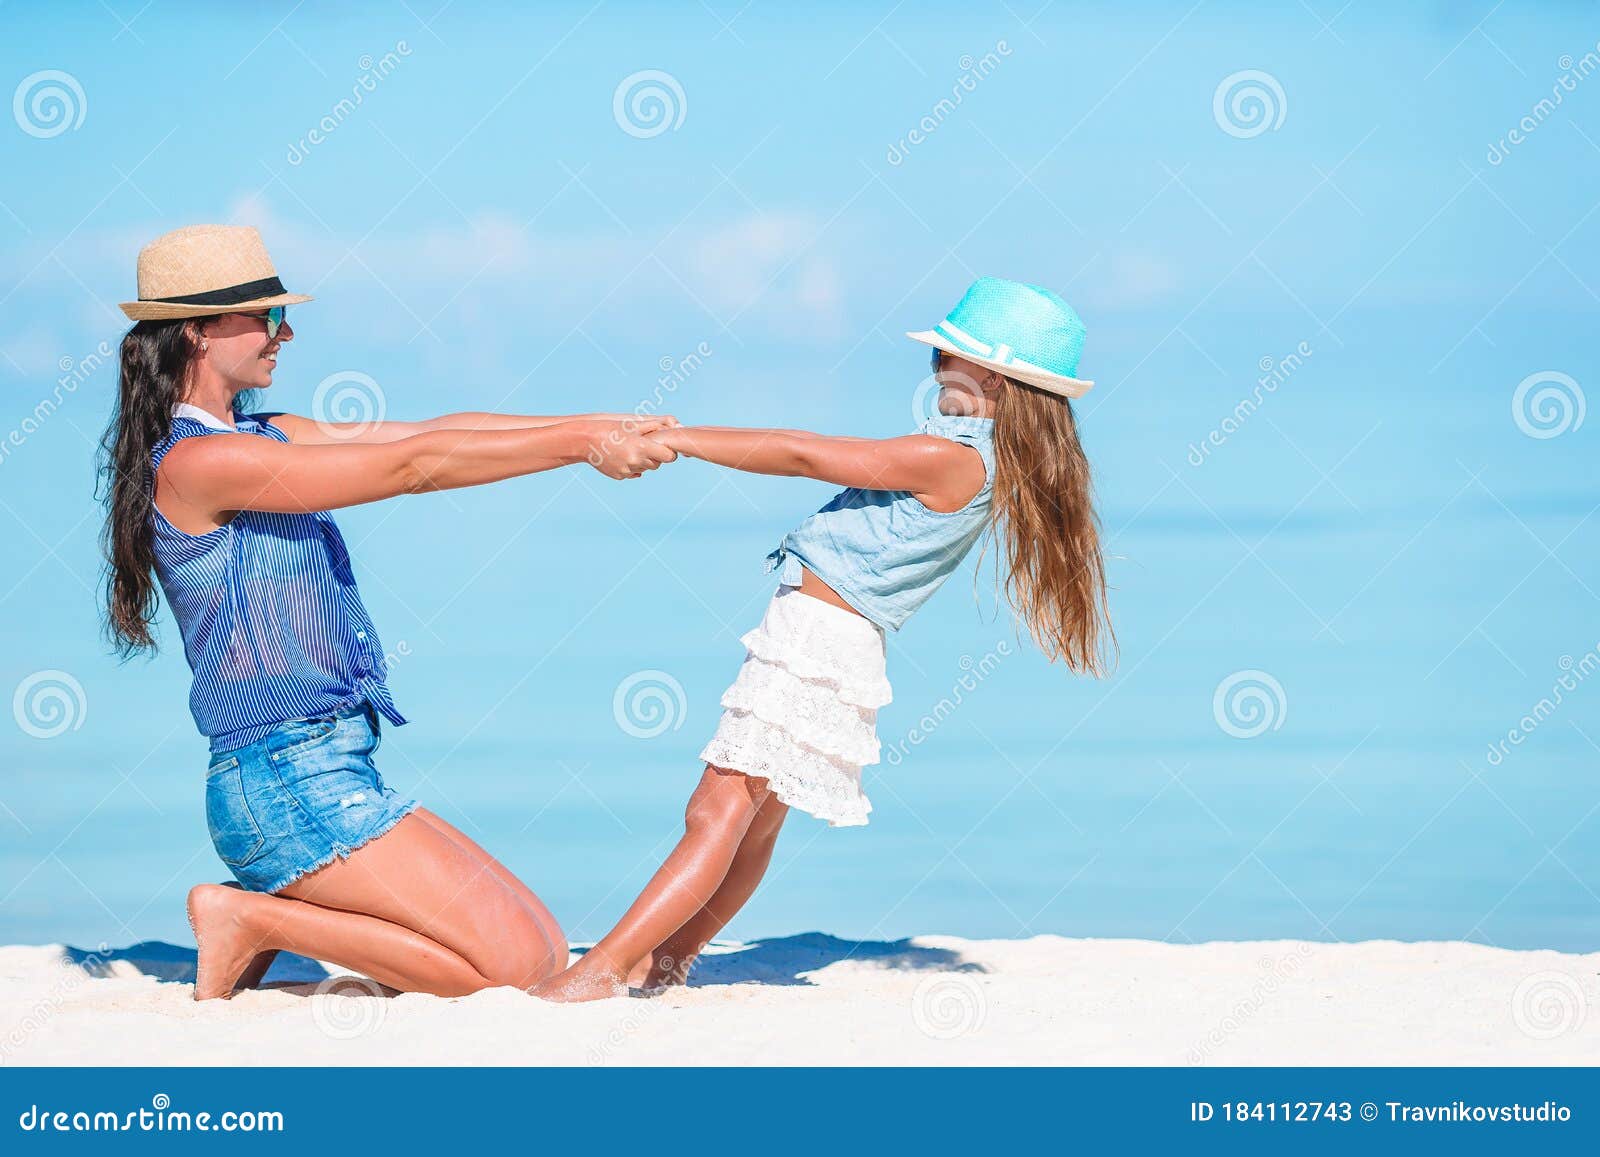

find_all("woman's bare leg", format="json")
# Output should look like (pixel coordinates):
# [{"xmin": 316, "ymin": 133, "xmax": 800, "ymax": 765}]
[
  {"xmin": 188, "ymin": 810, "xmax": 559, "ymax": 999},
  {"xmin": 414, "ymin": 809, "xmax": 568, "ymax": 975},
  {"xmin": 232, "ymin": 949, "xmax": 280, "ymax": 991},
  {"xmin": 220, "ymin": 810, "xmax": 564, "ymax": 992},
  {"xmin": 214, "ymin": 882, "xmax": 279, "ymax": 993},
  {"xmin": 188, "ymin": 884, "xmax": 492, "ymax": 998},
  {"xmin": 530, "ymin": 765, "xmax": 769, "ymax": 1002},
  {"xmin": 639, "ymin": 793, "xmax": 789, "ymax": 989}
]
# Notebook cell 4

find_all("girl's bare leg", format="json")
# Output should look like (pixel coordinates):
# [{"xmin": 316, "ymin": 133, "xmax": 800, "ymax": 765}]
[
  {"xmin": 639, "ymin": 792, "xmax": 789, "ymax": 989},
  {"xmin": 530, "ymin": 765, "xmax": 769, "ymax": 1002},
  {"xmin": 188, "ymin": 809, "xmax": 560, "ymax": 999}
]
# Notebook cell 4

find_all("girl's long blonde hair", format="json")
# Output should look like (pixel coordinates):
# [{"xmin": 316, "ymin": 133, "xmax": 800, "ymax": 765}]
[{"xmin": 987, "ymin": 374, "xmax": 1115, "ymax": 676}]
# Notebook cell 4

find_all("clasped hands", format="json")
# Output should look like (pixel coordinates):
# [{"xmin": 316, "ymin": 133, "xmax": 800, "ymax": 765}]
[{"xmin": 581, "ymin": 413, "xmax": 689, "ymax": 480}]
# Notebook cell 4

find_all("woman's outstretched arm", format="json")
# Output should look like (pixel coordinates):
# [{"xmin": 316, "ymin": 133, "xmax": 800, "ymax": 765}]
[
  {"xmin": 650, "ymin": 425, "xmax": 983, "ymax": 509},
  {"xmin": 158, "ymin": 418, "xmax": 676, "ymax": 520},
  {"xmin": 268, "ymin": 410, "xmax": 668, "ymax": 446}
]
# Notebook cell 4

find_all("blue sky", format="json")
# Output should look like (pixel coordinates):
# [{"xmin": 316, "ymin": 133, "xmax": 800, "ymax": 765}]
[{"xmin": 1, "ymin": 2, "xmax": 1598, "ymax": 951}]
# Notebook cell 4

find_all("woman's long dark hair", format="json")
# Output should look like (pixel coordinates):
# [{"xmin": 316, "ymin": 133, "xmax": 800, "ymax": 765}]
[{"xmin": 98, "ymin": 318, "xmax": 201, "ymax": 655}]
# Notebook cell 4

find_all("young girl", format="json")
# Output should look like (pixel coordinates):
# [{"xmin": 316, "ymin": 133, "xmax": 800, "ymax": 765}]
[{"xmin": 532, "ymin": 277, "xmax": 1114, "ymax": 1001}]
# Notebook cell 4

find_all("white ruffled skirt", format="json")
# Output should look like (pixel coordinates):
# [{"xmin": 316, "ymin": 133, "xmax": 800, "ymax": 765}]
[{"xmin": 699, "ymin": 585, "xmax": 890, "ymax": 827}]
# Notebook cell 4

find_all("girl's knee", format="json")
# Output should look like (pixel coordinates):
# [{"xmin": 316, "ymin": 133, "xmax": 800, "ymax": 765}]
[
  {"xmin": 749, "ymin": 806, "xmax": 787, "ymax": 846},
  {"xmin": 684, "ymin": 770, "xmax": 761, "ymax": 838}
]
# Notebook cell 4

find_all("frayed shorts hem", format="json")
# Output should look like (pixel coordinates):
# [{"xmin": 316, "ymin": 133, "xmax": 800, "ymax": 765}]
[{"xmin": 253, "ymin": 799, "xmax": 420, "ymax": 895}]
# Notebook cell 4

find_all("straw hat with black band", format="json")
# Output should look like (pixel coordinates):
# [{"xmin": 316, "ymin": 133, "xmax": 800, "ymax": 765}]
[{"xmin": 119, "ymin": 224, "xmax": 312, "ymax": 321}]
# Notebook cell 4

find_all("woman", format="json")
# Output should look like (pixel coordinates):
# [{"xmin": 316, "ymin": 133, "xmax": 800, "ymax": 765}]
[{"xmin": 100, "ymin": 224, "xmax": 675, "ymax": 1000}]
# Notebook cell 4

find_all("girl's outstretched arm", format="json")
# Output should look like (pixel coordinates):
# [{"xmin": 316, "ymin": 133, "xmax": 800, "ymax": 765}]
[
  {"xmin": 653, "ymin": 425, "xmax": 983, "ymax": 509},
  {"xmin": 676, "ymin": 425, "xmax": 869, "ymax": 442}
]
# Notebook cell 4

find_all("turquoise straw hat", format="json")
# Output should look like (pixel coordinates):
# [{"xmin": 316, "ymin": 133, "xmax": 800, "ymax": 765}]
[{"xmin": 907, "ymin": 276, "xmax": 1093, "ymax": 398}]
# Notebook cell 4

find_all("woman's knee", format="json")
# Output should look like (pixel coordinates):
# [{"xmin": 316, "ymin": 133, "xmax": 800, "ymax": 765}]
[
  {"xmin": 464, "ymin": 900, "xmax": 559, "ymax": 989},
  {"xmin": 411, "ymin": 808, "xmax": 566, "ymax": 976}
]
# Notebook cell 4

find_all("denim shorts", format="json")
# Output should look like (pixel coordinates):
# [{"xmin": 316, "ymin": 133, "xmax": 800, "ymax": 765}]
[{"xmin": 204, "ymin": 702, "xmax": 419, "ymax": 894}]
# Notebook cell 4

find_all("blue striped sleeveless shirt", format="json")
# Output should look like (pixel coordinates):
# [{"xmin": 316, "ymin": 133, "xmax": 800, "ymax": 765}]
[{"xmin": 150, "ymin": 405, "xmax": 407, "ymax": 754}]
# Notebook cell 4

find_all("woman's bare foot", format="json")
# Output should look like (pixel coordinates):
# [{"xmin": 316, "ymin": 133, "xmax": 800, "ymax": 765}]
[
  {"xmin": 187, "ymin": 883, "xmax": 274, "ymax": 1001},
  {"xmin": 233, "ymin": 949, "xmax": 280, "ymax": 992},
  {"xmin": 219, "ymin": 884, "xmax": 279, "ymax": 992}
]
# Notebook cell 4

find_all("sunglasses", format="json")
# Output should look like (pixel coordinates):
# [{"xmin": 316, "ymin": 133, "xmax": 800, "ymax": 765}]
[
  {"xmin": 244, "ymin": 306, "xmax": 287, "ymax": 341},
  {"xmin": 930, "ymin": 348, "xmax": 943, "ymax": 374}
]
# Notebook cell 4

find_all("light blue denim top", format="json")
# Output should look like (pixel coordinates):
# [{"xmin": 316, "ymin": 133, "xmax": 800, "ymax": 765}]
[{"xmin": 765, "ymin": 414, "xmax": 995, "ymax": 632}]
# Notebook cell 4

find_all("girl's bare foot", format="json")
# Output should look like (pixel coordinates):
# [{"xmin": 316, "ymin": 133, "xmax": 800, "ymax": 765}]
[
  {"xmin": 625, "ymin": 954, "xmax": 653, "ymax": 989},
  {"xmin": 187, "ymin": 883, "xmax": 273, "ymax": 1001},
  {"xmin": 529, "ymin": 959, "xmax": 626, "ymax": 1003},
  {"xmin": 622, "ymin": 949, "xmax": 691, "ymax": 993},
  {"xmin": 638, "ymin": 950, "xmax": 693, "ymax": 992}
]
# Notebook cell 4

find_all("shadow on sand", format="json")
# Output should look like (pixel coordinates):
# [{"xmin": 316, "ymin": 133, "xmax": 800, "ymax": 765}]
[
  {"xmin": 62, "ymin": 942, "xmax": 332, "ymax": 988},
  {"xmin": 65, "ymin": 932, "xmax": 982, "ymax": 995},
  {"xmin": 634, "ymin": 932, "xmax": 987, "ymax": 989}
]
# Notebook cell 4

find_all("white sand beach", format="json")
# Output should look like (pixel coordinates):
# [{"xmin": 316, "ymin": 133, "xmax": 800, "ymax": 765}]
[{"xmin": 2, "ymin": 934, "xmax": 1596, "ymax": 1066}]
